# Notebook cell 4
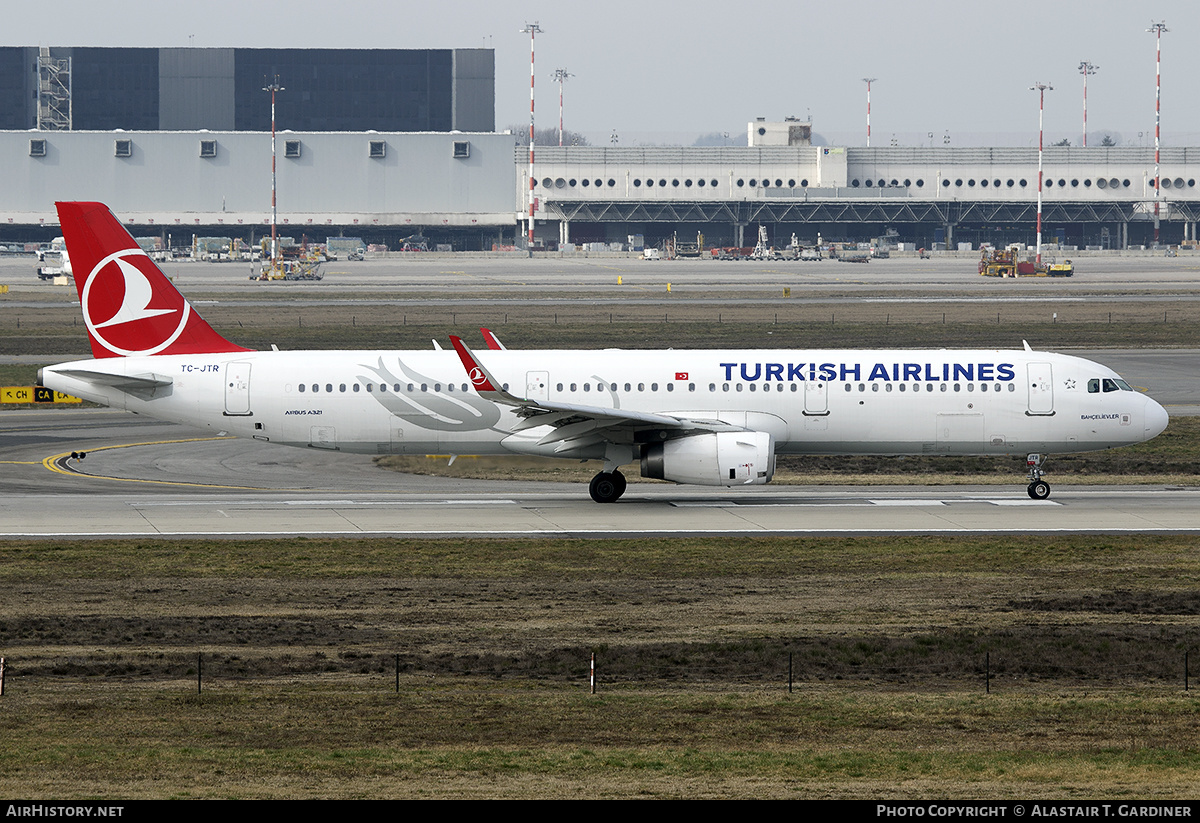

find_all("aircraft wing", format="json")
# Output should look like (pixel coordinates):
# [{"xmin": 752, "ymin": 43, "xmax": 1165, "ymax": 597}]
[{"xmin": 448, "ymin": 336, "xmax": 740, "ymax": 452}]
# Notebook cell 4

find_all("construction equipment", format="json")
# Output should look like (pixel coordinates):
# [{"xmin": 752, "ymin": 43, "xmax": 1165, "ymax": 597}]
[
  {"xmin": 253, "ymin": 239, "xmax": 324, "ymax": 281},
  {"xmin": 979, "ymin": 245, "xmax": 1073, "ymax": 277}
]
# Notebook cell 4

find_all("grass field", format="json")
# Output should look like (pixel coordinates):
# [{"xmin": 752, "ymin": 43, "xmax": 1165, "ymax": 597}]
[{"xmin": 2, "ymin": 535, "xmax": 1200, "ymax": 798}]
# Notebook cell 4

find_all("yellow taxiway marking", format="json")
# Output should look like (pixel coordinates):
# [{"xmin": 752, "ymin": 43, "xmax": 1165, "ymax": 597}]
[{"xmin": 40, "ymin": 436, "xmax": 278, "ymax": 490}]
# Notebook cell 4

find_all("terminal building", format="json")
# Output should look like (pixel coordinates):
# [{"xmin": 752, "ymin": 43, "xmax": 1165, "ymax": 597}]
[
  {"xmin": 525, "ymin": 120, "xmax": 1200, "ymax": 250},
  {"xmin": 0, "ymin": 47, "xmax": 1196, "ymax": 251}
]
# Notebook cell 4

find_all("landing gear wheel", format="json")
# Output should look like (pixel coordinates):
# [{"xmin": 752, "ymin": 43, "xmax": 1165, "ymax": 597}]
[
  {"xmin": 1027, "ymin": 480, "xmax": 1051, "ymax": 500},
  {"xmin": 589, "ymin": 471, "xmax": 625, "ymax": 503}
]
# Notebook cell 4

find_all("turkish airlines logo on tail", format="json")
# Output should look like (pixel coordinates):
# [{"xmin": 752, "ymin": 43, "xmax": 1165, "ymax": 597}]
[
  {"xmin": 82, "ymin": 249, "xmax": 191, "ymax": 356},
  {"xmin": 469, "ymin": 367, "xmax": 489, "ymax": 387}
]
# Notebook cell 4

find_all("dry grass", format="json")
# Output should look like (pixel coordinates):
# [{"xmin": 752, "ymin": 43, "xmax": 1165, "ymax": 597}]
[{"xmin": 2, "ymin": 535, "xmax": 1200, "ymax": 797}]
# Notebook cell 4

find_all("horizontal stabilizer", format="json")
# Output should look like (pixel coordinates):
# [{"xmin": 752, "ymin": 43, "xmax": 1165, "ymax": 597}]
[{"xmin": 54, "ymin": 368, "xmax": 174, "ymax": 390}]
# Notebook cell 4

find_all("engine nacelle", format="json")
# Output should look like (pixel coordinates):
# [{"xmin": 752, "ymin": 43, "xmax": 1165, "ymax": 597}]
[{"xmin": 641, "ymin": 431, "xmax": 775, "ymax": 486}]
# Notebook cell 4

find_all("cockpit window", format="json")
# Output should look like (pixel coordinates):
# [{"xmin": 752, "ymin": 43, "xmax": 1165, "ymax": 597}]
[{"xmin": 1092, "ymin": 377, "xmax": 1134, "ymax": 393}]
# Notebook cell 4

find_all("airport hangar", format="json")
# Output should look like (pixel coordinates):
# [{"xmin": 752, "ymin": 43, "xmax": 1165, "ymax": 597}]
[{"xmin": 0, "ymin": 43, "xmax": 1196, "ymax": 250}]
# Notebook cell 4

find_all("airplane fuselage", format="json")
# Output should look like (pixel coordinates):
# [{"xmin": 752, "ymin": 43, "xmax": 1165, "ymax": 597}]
[{"xmin": 43, "ymin": 346, "xmax": 1167, "ymax": 462}]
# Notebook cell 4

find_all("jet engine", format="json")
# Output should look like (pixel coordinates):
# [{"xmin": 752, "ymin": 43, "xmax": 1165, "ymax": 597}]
[{"xmin": 640, "ymin": 431, "xmax": 775, "ymax": 486}]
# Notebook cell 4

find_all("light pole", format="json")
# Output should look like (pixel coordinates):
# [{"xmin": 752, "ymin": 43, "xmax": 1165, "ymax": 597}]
[
  {"xmin": 1148, "ymin": 21, "xmax": 1167, "ymax": 246},
  {"xmin": 1031, "ymin": 82, "xmax": 1053, "ymax": 266},
  {"xmin": 521, "ymin": 22, "xmax": 542, "ymax": 249},
  {"xmin": 862, "ymin": 78, "xmax": 877, "ymax": 147},
  {"xmin": 1078, "ymin": 61, "xmax": 1097, "ymax": 147},
  {"xmin": 551, "ymin": 68, "xmax": 572, "ymax": 147},
  {"xmin": 263, "ymin": 75, "xmax": 284, "ymax": 273}
]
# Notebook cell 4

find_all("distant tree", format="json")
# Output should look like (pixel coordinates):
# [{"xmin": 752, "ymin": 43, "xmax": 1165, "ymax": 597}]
[
  {"xmin": 507, "ymin": 125, "xmax": 590, "ymax": 146},
  {"xmin": 1100, "ymin": 134, "xmax": 1118, "ymax": 147},
  {"xmin": 1052, "ymin": 138, "xmax": 1071, "ymax": 147}
]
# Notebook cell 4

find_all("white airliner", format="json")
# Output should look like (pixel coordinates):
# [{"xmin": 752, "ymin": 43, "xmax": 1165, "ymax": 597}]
[{"xmin": 41, "ymin": 202, "xmax": 1169, "ymax": 503}]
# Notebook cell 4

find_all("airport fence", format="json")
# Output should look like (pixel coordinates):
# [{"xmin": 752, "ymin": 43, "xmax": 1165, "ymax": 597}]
[{"xmin": 1, "ymin": 644, "xmax": 1196, "ymax": 695}]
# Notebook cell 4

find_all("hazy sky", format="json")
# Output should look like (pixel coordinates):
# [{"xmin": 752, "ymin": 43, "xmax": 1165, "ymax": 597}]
[{"xmin": 5, "ymin": 0, "xmax": 1197, "ymax": 147}]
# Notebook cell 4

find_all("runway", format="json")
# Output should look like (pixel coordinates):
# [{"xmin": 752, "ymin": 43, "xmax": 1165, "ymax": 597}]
[{"xmin": 3, "ymin": 408, "xmax": 1198, "ymax": 537}]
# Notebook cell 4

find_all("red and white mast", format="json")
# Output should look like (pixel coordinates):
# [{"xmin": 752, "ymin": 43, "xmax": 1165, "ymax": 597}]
[
  {"xmin": 1031, "ymin": 82, "xmax": 1053, "ymax": 266},
  {"xmin": 1148, "ymin": 21, "xmax": 1167, "ymax": 246},
  {"xmin": 1078, "ymin": 61, "xmax": 1096, "ymax": 147},
  {"xmin": 862, "ymin": 78, "xmax": 877, "ymax": 147},
  {"xmin": 263, "ymin": 75, "xmax": 284, "ymax": 272},
  {"xmin": 552, "ymin": 68, "xmax": 573, "ymax": 146},
  {"xmin": 521, "ymin": 22, "xmax": 542, "ymax": 248}
]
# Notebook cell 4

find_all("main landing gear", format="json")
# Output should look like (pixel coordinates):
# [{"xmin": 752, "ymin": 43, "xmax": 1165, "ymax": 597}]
[
  {"xmin": 589, "ymin": 470, "xmax": 627, "ymax": 503},
  {"xmin": 1026, "ymin": 453, "xmax": 1051, "ymax": 500}
]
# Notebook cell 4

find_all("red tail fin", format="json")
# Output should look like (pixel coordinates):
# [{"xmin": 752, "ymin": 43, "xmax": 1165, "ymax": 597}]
[{"xmin": 56, "ymin": 201, "xmax": 252, "ymax": 358}]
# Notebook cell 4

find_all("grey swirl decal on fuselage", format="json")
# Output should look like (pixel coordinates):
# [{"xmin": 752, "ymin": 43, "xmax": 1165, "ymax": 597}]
[{"xmin": 359, "ymin": 357, "xmax": 504, "ymax": 432}]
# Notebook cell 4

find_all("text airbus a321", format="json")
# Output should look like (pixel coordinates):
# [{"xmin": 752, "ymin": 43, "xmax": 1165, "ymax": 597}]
[{"xmin": 40, "ymin": 202, "xmax": 1169, "ymax": 502}]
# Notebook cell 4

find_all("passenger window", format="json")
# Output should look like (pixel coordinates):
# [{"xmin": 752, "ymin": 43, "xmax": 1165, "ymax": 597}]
[
  {"xmin": 326, "ymin": 384, "xmax": 333, "ymax": 393},
  {"xmin": 298, "ymin": 384, "xmax": 306, "ymax": 393}
]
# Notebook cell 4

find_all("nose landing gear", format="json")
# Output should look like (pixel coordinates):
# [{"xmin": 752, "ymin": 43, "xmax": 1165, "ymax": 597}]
[{"xmin": 1026, "ymin": 453, "xmax": 1051, "ymax": 500}]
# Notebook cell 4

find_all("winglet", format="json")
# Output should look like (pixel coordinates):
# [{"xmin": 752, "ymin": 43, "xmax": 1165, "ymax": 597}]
[
  {"xmin": 481, "ymin": 327, "xmax": 506, "ymax": 350},
  {"xmin": 449, "ymin": 335, "xmax": 521, "ymax": 403}
]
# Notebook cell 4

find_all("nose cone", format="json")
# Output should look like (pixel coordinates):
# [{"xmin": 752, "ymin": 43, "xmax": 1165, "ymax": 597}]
[{"xmin": 1144, "ymin": 396, "xmax": 1169, "ymax": 441}]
